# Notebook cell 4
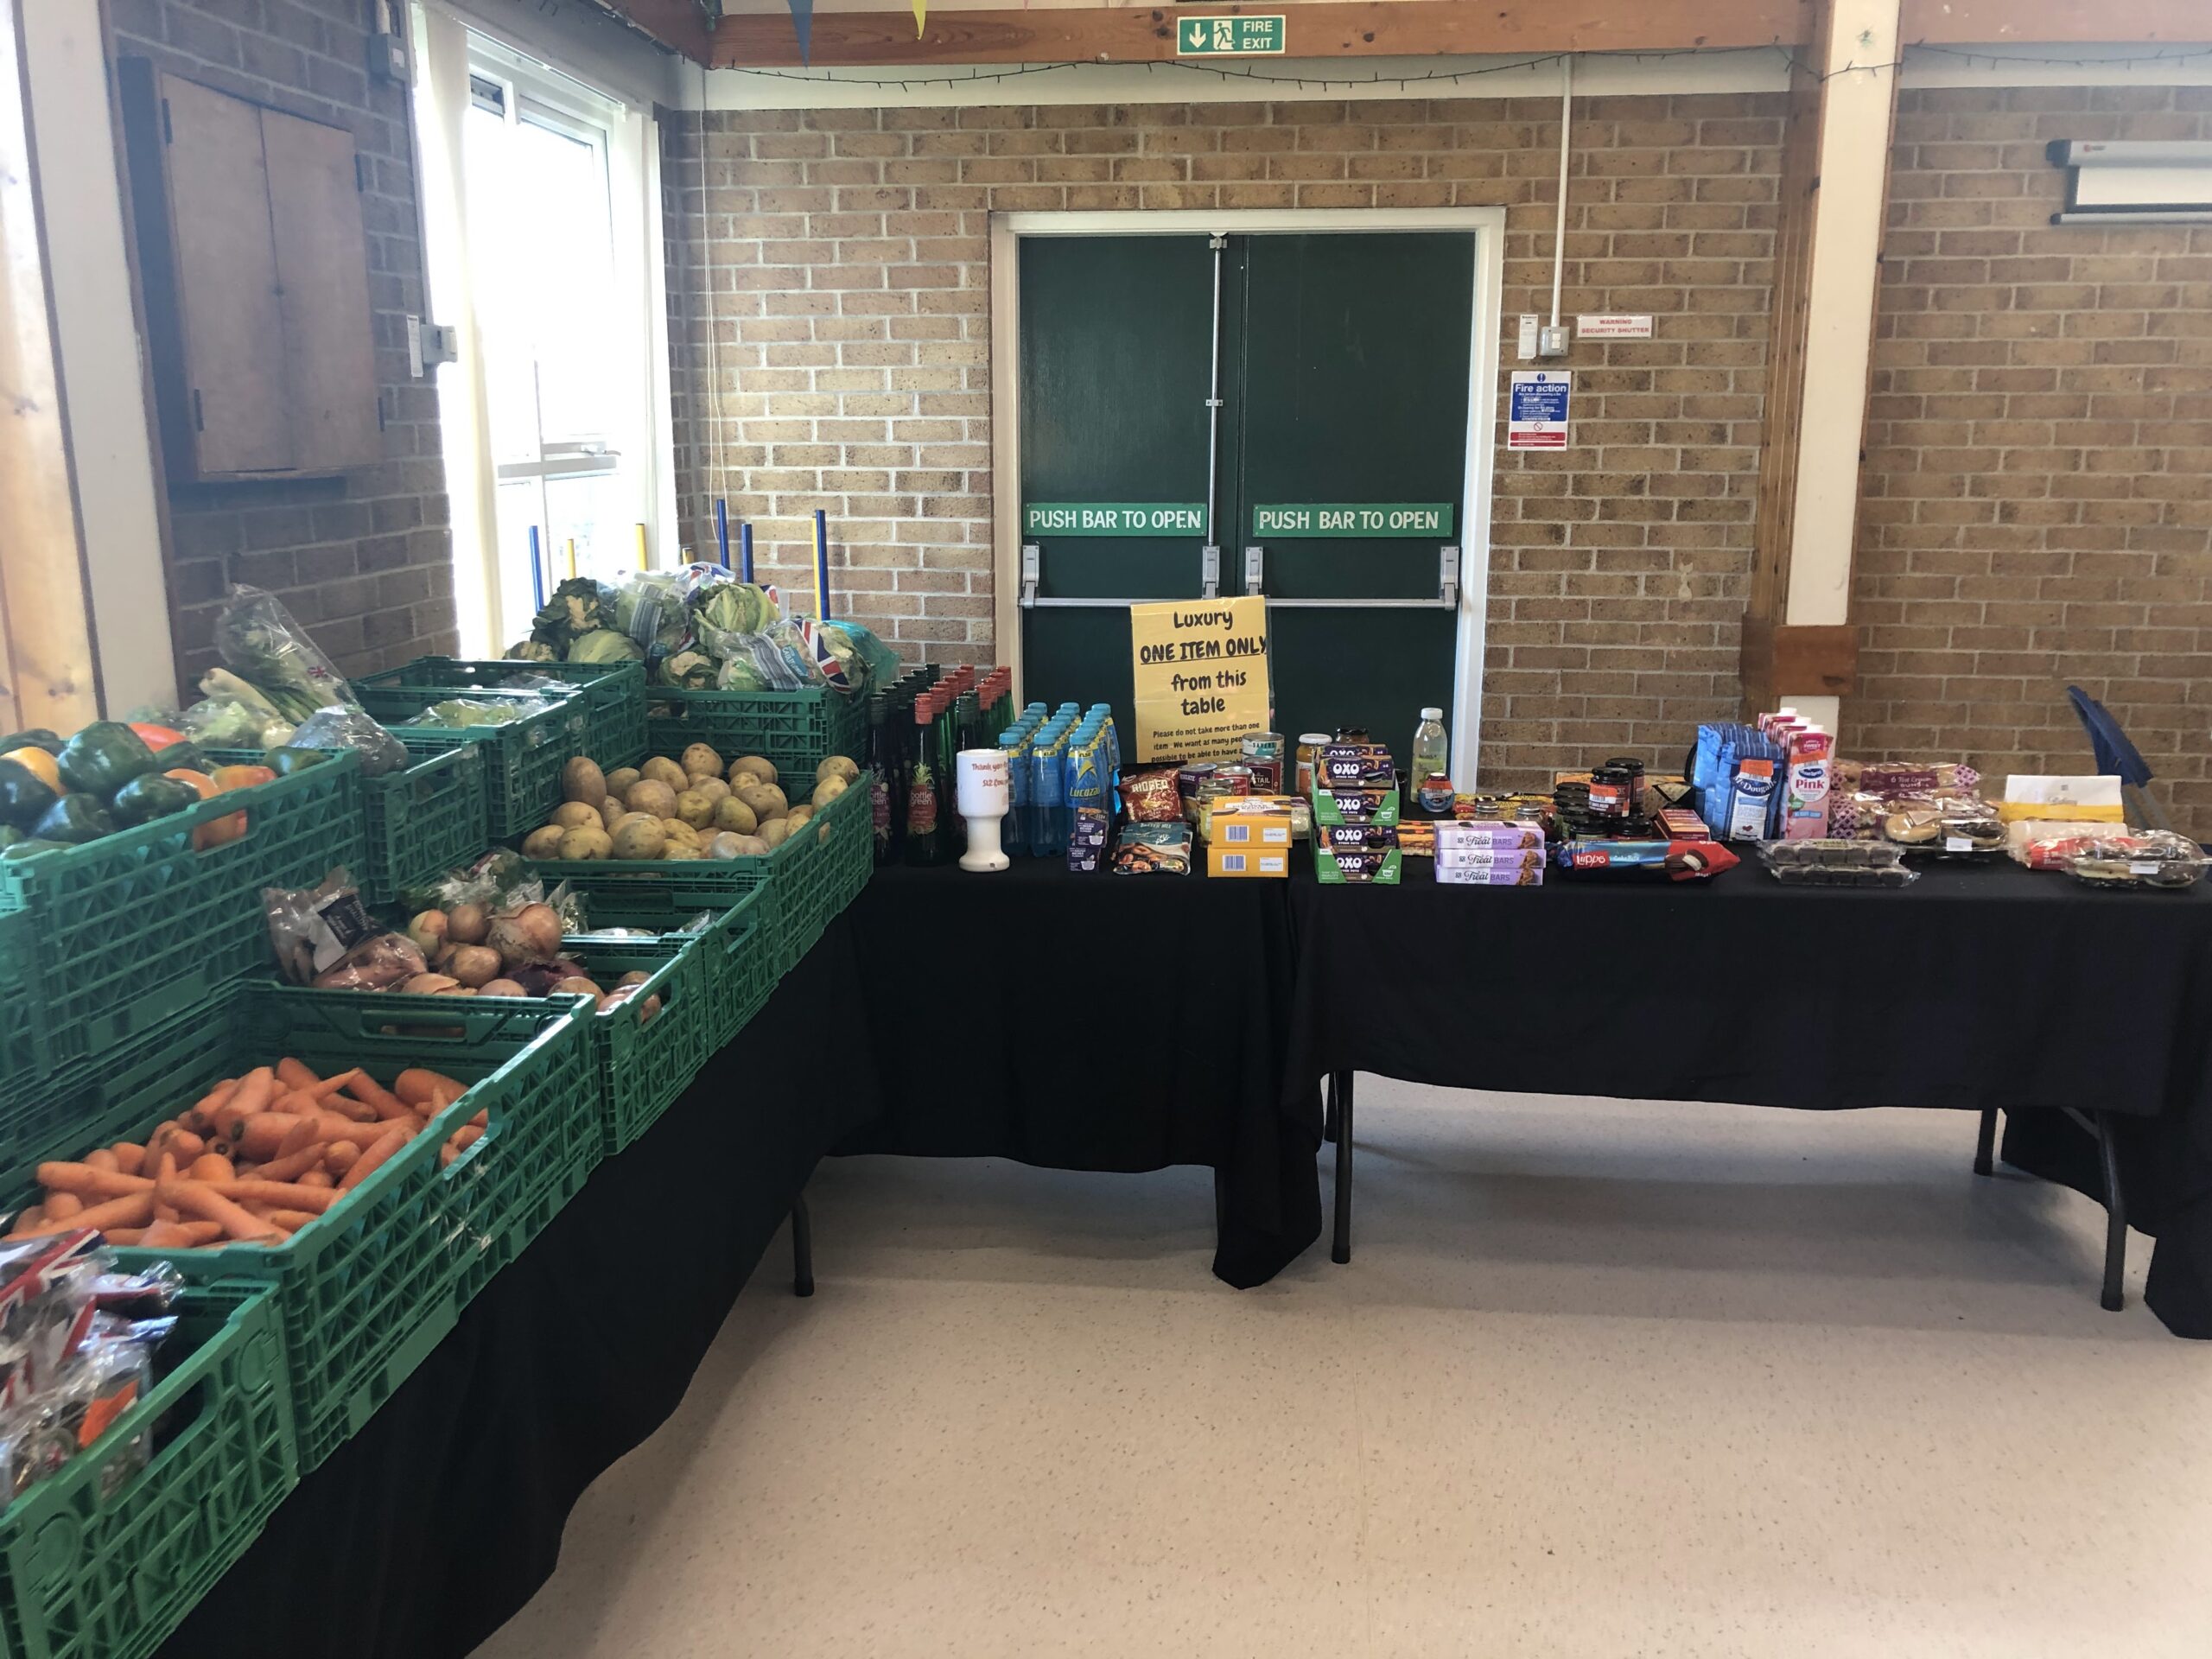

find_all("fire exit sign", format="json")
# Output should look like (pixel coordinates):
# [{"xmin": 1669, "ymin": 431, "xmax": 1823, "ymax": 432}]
[{"xmin": 1174, "ymin": 15, "xmax": 1286, "ymax": 55}]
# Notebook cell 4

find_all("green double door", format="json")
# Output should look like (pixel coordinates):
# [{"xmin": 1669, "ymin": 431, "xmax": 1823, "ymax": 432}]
[{"xmin": 1019, "ymin": 229, "xmax": 1474, "ymax": 767}]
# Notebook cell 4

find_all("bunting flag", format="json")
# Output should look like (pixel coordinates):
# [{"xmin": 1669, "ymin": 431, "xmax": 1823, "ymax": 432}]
[
  {"xmin": 913, "ymin": 0, "xmax": 927, "ymax": 39},
  {"xmin": 785, "ymin": 0, "xmax": 813, "ymax": 63}
]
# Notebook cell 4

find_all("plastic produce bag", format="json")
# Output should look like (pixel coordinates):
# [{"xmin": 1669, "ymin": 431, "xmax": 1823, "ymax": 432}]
[
  {"xmin": 288, "ymin": 705, "xmax": 410, "ymax": 777},
  {"xmin": 397, "ymin": 696, "xmax": 550, "ymax": 730},
  {"xmin": 216, "ymin": 586, "xmax": 355, "ymax": 718}
]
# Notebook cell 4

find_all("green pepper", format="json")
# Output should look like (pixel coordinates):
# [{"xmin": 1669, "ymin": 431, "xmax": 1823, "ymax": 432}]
[
  {"xmin": 153, "ymin": 740, "xmax": 208, "ymax": 777},
  {"xmin": 33, "ymin": 793, "xmax": 116, "ymax": 845},
  {"xmin": 0, "ymin": 729, "xmax": 60, "ymax": 756},
  {"xmin": 56, "ymin": 721, "xmax": 156, "ymax": 801},
  {"xmin": 110, "ymin": 772, "xmax": 200, "ymax": 827},
  {"xmin": 0, "ymin": 758, "xmax": 57, "ymax": 831},
  {"xmin": 0, "ymin": 837, "xmax": 64, "ymax": 860},
  {"xmin": 264, "ymin": 747, "xmax": 332, "ymax": 776}
]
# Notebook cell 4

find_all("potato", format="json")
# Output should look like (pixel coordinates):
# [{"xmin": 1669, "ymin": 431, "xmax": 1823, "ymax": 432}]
[
  {"xmin": 712, "ymin": 795, "xmax": 758, "ymax": 836},
  {"xmin": 758, "ymin": 817, "xmax": 791, "ymax": 849},
  {"xmin": 728, "ymin": 769, "xmax": 763, "ymax": 792},
  {"xmin": 624, "ymin": 778, "xmax": 678, "ymax": 821},
  {"xmin": 402, "ymin": 973, "xmax": 461, "ymax": 996},
  {"xmin": 816, "ymin": 755, "xmax": 860, "ymax": 785},
  {"xmin": 617, "ymin": 970, "xmax": 651, "ymax": 988},
  {"xmin": 522, "ymin": 824, "xmax": 567, "ymax": 860},
  {"xmin": 447, "ymin": 944, "xmax": 502, "ymax": 988},
  {"xmin": 610, "ymin": 817, "xmax": 666, "ymax": 861},
  {"xmin": 733, "ymin": 754, "xmax": 777, "ymax": 785},
  {"xmin": 659, "ymin": 817, "xmax": 700, "ymax": 847},
  {"xmin": 674, "ymin": 788, "xmax": 716, "ymax": 830},
  {"xmin": 785, "ymin": 804, "xmax": 814, "ymax": 830},
  {"xmin": 641, "ymin": 756, "xmax": 689, "ymax": 791},
  {"xmin": 448, "ymin": 903, "xmax": 489, "ymax": 945},
  {"xmin": 811, "ymin": 776, "xmax": 847, "ymax": 810},
  {"xmin": 552, "ymin": 801, "xmax": 602, "ymax": 831},
  {"xmin": 563, "ymin": 757, "xmax": 607, "ymax": 804},
  {"xmin": 599, "ymin": 796, "xmax": 626, "ymax": 831},
  {"xmin": 662, "ymin": 842, "xmax": 704, "ymax": 861},
  {"xmin": 736, "ymin": 783, "xmax": 787, "ymax": 821},
  {"xmin": 681, "ymin": 742, "xmax": 722, "ymax": 780},
  {"xmin": 607, "ymin": 766, "xmax": 642, "ymax": 798},
  {"xmin": 557, "ymin": 825, "xmax": 613, "ymax": 861},
  {"xmin": 480, "ymin": 978, "xmax": 529, "ymax": 999},
  {"xmin": 553, "ymin": 976, "xmax": 604, "ymax": 998},
  {"xmin": 690, "ymin": 776, "xmax": 730, "ymax": 806}
]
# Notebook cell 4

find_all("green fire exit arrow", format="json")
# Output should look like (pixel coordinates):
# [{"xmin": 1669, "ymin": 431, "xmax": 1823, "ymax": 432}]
[{"xmin": 1174, "ymin": 15, "xmax": 1286, "ymax": 56}]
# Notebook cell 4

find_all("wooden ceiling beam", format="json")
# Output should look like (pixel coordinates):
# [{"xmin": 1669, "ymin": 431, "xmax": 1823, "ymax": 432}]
[
  {"xmin": 1898, "ymin": 0, "xmax": 2212, "ymax": 45},
  {"xmin": 710, "ymin": 2, "xmax": 1821, "ymax": 71}
]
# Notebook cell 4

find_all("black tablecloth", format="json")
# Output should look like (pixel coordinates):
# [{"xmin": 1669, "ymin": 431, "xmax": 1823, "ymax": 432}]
[
  {"xmin": 154, "ymin": 918, "xmax": 880, "ymax": 1659},
  {"xmin": 1286, "ymin": 857, "xmax": 2212, "ymax": 1337},
  {"xmin": 842, "ymin": 860, "xmax": 1321, "ymax": 1287}
]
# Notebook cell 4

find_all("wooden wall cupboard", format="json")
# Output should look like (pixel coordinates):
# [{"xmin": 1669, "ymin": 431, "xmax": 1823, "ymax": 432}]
[{"xmin": 116, "ymin": 61, "xmax": 381, "ymax": 481}]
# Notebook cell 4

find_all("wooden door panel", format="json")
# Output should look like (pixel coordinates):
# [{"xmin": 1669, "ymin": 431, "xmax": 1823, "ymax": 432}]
[
  {"xmin": 260, "ymin": 106, "xmax": 380, "ymax": 473},
  {"xmin": 157, "ymin": 73, "xmax": 289, "ymax": 474}
]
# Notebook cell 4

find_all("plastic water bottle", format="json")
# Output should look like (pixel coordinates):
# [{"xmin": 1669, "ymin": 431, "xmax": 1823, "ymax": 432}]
[
  {"xmin": 1001, "ymin": 726, "xmax": 1031, "ymax": 856},
  {"xmin": 1411, "ymin": 707, "xmax": 1449, "ymax": 796}
]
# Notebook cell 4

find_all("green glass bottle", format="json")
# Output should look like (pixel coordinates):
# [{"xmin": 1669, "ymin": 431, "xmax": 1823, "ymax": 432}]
[{"xmin": 904, "ymin": 694, "xmax": 945, "ymax": 867}]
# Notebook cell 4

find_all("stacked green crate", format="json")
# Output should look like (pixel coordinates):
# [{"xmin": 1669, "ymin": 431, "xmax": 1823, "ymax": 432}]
[
  {"xmin": 0, "ymin": 1288, "xmax": 296, "ymax": 1659},
  {"xmin": 208, "ymin": 745, "xmax": 485, "ymax": 906},
  {"xmin": 564, "ymin": 881, "xmax": 776, "ymax": 1052},
  {"xmin": 357, "ymin": 686, "xmax": 590, "ymax": 841},
  {"xmin": 644, "ymin": 685, "xmax": 866, "ymax": 782},
  {"xmin": 353, "ymin": 658, "xmax": 646, "ymax": 770}
]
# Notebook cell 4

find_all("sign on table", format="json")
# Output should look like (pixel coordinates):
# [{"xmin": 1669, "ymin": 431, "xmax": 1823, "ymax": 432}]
[
  {"xmin": 1506, "ymin": 371, "xmax": 1573, "ymax": 450},
  {"xmin": 1024, "ymin": 503, "xmax": 1209, "ymax": 537},
  {"xmin": 1173, "ymin": 15, "xmax": 1286, "ymax": 55},
  {"xmin": 1129, "ymin": 596, "xmax": 1271, "ymax": 764},
  {"xmin": 1252, "ymin": 503, "xmax": 1454, "ymax": 538}
]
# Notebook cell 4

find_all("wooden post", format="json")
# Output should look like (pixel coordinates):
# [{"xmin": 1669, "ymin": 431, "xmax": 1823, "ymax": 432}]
[{"xmin": 1740, "ymin": 0, "xmax": 1900, "ymax": 728}]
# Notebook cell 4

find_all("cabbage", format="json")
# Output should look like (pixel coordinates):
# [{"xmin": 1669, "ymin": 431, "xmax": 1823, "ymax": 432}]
[
  {"xmin": 658, "ymin": 649, "xmax": 717, "ymax": 690},
  {"xmin": 566, "ymin": 628, "xmax": 644, "ymax": 664},
  {"xmin": 696, "ymin": 582, "xmax": 777, "ymax": 638},
  {"xmin": 505, "ymin": 640, "xmax": 556, "ymax": 663}
]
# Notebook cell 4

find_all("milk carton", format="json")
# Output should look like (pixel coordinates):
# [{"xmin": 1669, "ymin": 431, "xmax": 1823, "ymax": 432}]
[{"xmin": 1781, "ymin": 727, "xmax": 1834, "ymax": 840}]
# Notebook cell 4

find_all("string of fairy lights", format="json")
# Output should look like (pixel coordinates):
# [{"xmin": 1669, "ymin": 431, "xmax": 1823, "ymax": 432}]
[{"xmin": 709, "ymin": 40, "xmax": 2212, "ymax": 97}]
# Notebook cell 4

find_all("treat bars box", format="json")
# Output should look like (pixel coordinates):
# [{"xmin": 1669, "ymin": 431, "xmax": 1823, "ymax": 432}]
[
  {"xmin": 1435, "ymin": 860, "xmax": 1545, "ymax": 887},
  {"xmin": 1207, "ymin": 841, "xmax": 1290, "ymax": 878},
  {"xmin": 1434, "ymin": 846, "xmax": 1547, "ymax": 873},
  {"xmin": 1434, "ymin": 821, "xmax": 1546, "ymax": 852}
]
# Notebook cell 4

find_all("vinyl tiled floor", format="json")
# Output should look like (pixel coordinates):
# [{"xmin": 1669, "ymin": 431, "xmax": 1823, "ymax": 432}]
[{"xmin": 472, "ymin": 1078, "xmax": 2212, "ymax": 1658}]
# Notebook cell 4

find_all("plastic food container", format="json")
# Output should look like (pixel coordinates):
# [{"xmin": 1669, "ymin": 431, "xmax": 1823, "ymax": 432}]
[
  {"xmin": 2062, "ymin": 831, "xmax": 2210, "ymax": 892},
  {"xmin": 1758, "ymin": 839, "xmax": 1917, "ymax": 887}
]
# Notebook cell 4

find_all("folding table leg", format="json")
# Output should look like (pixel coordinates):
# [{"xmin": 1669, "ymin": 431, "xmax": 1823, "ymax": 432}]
[
  {"xmin": 791, "ymin": 1193, "xmax": 816, "ymax": 1299},
  {"xmin": 2094, "ymin": 1111, "xmax": 2126, "ymax": 1313},
  {"xmin": 1331, "ymin": 1070, "xmax": 1355, "ymax": 1265},
  {"xmin": 1974, "ymin": 1107, "xmax": 1998, "ymax": 1177}
]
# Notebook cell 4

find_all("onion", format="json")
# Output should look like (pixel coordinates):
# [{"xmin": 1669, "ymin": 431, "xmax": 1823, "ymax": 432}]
[
  {"xmin": 407, "ymin": 910, "xmax": 449, "ymax": 958},
  {"xmin": 479, "ymin": 978, "xmax": 528, "ymax": 998},
  {"xmin": 487, "ymin": 902, "xmax": 564, "ymax": 968},
  {"xmin": 446, "ymin": 944, "xmax": 502, "ymax": 988},
  {"xmin": 447, "ymin": 902, "xmax": 490, "ymax": 945},
  {"xmin": 401, "ymin": 973, "xmax": 461, "ymax": 995},
  {"xmin": 552, "ymin": 975, "xmax": 603, "ymax": 998}
]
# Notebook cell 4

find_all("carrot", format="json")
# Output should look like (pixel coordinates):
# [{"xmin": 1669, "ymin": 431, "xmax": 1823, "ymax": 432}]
[
  {"xmin": 85, "ymin": 1147, "xmax": 119, "ymax": 1173},
  {"xmin": 20, "ymin": 1192, "xmax": 154, "ymax": 1237},
  {"xmin": 8, "ymin": 1205, "xmax": 43, "ymax": 1236},
  {"xmin": 319, "ymin": 1093, "xmax": 382, "ymax": 1124},
  {"xmin": 275, "ymin": 1058, "xmax": 321, "ymax": 1092},
  {"xmin": 35, "ymin": 1164, "xmax": 156, "ymax": 1200},
  {"xmin": 262, "ymin": 1209, "xmax": 320, "ymax": 1232},
  {"xmin": 274, "ymin": 1110, "xmax": 368, "ymax": 1159},
  {"xmin": 245, "ymin": 1143, "xmax": 324, "ymax": 1183},
  {"xmin": 187, "ymin": 1078, "xmax": 239, "ymax": 1122},
  {"xmin": 226, "ymin": 1066, "xmax": 276, "ymax": 1121},
  {"xmin": 105, "ymin": 1227, "xmax": 148, "ymax": 1245},
  {"xmin": 188, "ymin": 1154, "xmax": 235, "ymax": 1185},
  {"xmin": 299, "ymin": 1168, "xmax": 334, "ymax": 1189},
  {"xmin": 134, "ymin": 1218, "xmax": 222, "ymax": 1249},
  {"xmin": 223, "ymin": 1179, "xmax": 339, "ymax": 1213},
  {"xmin": 43, "ymin": 1192, "xmax": 83, "ymax": 1221},
  {"xmin": 336, "ymin": 1123, "xmax": 410, "ymax": 1192},
  {"xmin": 236, "ymin": 1115, "xmax": 301, "ymax": 1162},
  {"xmin": 113, "ymin": 1142, "xmax": 146, "ymax": 1177},
  {"xmin": 158, "ymin": 1180, "xmax": 278, "ymax": 1243},
  {"xmin": 467, "ymin": 1109, "xmax": 488, "ymax": 1131},
  {"xmin": 394, "ymin": 1069, "xmax": 466, "ymax": 1109},
  {"xmin": 323, "ymin": 1142, "xmax": 359, "ymax": 1176},
  {"xmin": 168, "ymin": 1131, "xmax": 206, "ymax": 1163},
  {"xmin": 346, "ymin": 1072, "xmax": 410, "ymax": 1120}
]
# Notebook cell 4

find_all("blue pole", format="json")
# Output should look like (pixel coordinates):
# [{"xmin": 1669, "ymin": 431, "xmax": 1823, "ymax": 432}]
[
  {"xmin": 812, "ymin": 507, "xmax": 831, "ymax": 620},
  {"xmin": 528, "ymin": 525, "xmax": 543, "ymax": 608},
  {"xmin": 739, "ymin": 522, "xmax": 755, "ymax": 583},
  {"xmin": 714, "ymin": 499, "xmax": 730, "ymax": 569}
]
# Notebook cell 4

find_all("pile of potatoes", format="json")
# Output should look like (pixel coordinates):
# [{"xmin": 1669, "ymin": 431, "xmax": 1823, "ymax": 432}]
[{"xmin": 521, "ymin": 744, "xmax": 860, "ymax": 862}]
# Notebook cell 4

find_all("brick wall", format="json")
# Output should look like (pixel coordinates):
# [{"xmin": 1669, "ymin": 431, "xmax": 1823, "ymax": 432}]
[
  {"xmin": 1857, "ymin": 85, "xmax": 2212, "ymax": 830},
  {"xmin": 112, "ymin": 0, "xmax": 456, "ymax": 698},
  {"xmin": 662, "ymin": 92, "xmax": 1783, "ymax": 793}
]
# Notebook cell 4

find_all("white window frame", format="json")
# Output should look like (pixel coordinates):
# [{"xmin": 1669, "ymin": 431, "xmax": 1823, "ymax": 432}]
[{"xmin": 989, "ymin": 207, "xmax": 1505, "ymax": 785}]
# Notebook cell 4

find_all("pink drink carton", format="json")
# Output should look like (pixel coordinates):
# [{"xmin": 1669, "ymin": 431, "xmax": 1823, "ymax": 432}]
[{"xmin": 1782, "ymin": 727, "xmax": 1834, "ymax": 840}]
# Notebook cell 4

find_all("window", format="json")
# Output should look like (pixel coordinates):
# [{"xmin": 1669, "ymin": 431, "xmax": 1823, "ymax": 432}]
[{"xmin": 414, "ymin": 14, "xmax": 671, "ymax": 654}]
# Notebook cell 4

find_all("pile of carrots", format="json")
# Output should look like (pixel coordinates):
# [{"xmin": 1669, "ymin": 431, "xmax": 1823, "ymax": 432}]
[{"xmin": 5, "ymin": 1059, "xmax": 486, "ymax": 1248}]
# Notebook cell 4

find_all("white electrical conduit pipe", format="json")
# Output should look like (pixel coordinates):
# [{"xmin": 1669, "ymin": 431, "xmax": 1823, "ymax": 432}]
[{"xmin": 1551, "ymin": 54, "xmax": 1572, "ymax": 332}]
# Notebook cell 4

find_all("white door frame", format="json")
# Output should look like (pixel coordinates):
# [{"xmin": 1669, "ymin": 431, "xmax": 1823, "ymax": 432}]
[{"xmin": 988, "ymin": 206, "xmax": 1506, "ymax": 784}]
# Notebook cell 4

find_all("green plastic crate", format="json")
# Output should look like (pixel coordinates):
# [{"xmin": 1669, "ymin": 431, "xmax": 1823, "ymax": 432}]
[
  {"xmin": 0, "ymin": 1287, "xmax": 296, "ymax": 1659},
  {"xmin": 0, "ymin": 755, "xmax": 364, "ymax": 1074},
  {"xmin": 210, "ymin": 745, "xmax": 486, "ymax": 906},
  {"xmin": 354, "ymin": 658, "xmax": 646, "ymax": 772},
  {"xmin": 568, "ymin": 882, "xmax": 775, "ymax": 1052},
  {"xmin": 766, "ymin": 766, "xmax": 874, "ymax": 968},
  {"xmin": 561, "ymin": 937, "xmax": 713, "ymax": 1154},
  {"xmin": 0, "ymin": 912, "xmax": 45, "ymax": 1116},
  {"xmin": 644, "ymin": 683, "xmax": 865, "ymax": 781},
  {"xmin": 359, "ymin": 686, "xmax": 590, "ymax": 841},
  {"xmin": 4, "ymin": 983, "xmax": 599, "ymax": 1472}
]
